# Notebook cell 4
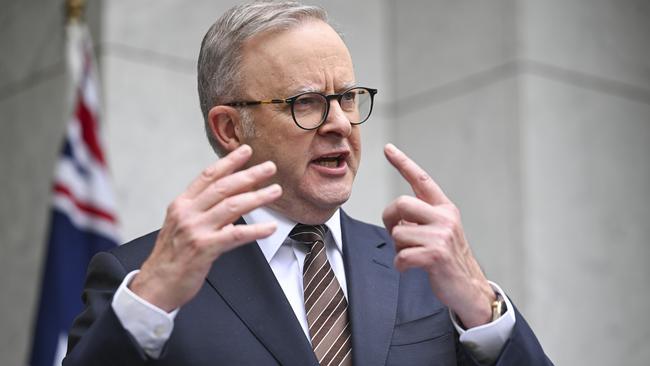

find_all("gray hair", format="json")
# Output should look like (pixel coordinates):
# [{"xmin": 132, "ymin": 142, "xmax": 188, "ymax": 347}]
[{"xmin": 197, "ymin": 1, "xmax": 329, "ymax": 156}]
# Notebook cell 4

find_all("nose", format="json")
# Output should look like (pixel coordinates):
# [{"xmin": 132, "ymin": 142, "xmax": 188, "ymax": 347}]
[{"xmin": 317, "ymin": 98, "xmax": 352, "ymax": 137}]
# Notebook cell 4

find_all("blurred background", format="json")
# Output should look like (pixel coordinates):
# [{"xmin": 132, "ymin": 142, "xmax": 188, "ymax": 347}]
[{"xmin": 1, "ymin": 0, "xmax": 649, "ymax": 365}]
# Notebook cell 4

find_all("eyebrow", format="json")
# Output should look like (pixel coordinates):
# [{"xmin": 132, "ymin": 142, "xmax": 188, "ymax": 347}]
[
  {"xmin": 339, "ymin": 81, "xmax": 358, "ymax": 91},
  {"xmin": 288, "ymin": 81, "xmax": 359, "ymax": 96}
]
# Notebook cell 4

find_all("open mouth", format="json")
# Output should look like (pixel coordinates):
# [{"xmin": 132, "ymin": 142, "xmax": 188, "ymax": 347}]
[{"xmin": 312, "ymin": 152, "xmax": 348, "ymax": 168}]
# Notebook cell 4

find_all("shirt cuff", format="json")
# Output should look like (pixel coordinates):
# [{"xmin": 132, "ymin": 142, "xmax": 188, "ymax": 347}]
[
  {"xmin": 111, "ymin": 270, "xmax": 179, "ymax": 359},
  {"xmin": 449, "ymin": 281, "xmax": 516, "ymax": 365}
]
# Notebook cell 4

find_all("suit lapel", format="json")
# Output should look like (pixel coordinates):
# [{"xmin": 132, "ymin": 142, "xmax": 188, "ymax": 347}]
[
  {"xmin": 341, "ymin": 211, "xmax": 400, "ymax": 366},
  {"xmin": 205, "ymin": 218, "xmax": 318, "ymax": 366}
]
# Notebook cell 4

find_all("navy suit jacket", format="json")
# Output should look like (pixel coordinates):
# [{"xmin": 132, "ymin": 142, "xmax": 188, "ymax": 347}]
[{"xmin": 65, "ymin": 211, "xmax": 552, "ymax": 365}]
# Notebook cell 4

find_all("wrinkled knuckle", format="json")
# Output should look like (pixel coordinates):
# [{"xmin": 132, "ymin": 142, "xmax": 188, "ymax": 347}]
[
  {"xmin": 242, "ymin": 174, "xmax": 257, "ymax": 187},
  {"xmin": 439, "ymin": 250, "xmax": 453, "ymax": 264},
  {"xmin": 229, "ymin": 226, "xmax": 246, "ymax": 243},
  {"xmin": 166, "ymin": 200, "xmax": 187, "ymax": 223},
  {"xmin": 395, "ymin": 250, "xmax": 409, "ymax": 263},
  {"xmin": 175, "ymin": 226, "xmax": 205, "ymax": 253},
  {"xmin": 395, "ymin": 195, "xmax": 410, "ymax": 210},
  {"xmin": 391, "ymin": 225, "xmax": 404, "ymax": 238},
  {"xmin": 223, "ymin": 198, "xmax": 241, "ymax": 215},
  {"xmin": 417, "ymin": 172, "xmax": 432, "ymax": 184},
  {"xmin": 175, "ymin": 218, "xmax": 196, "ymax": 238},
  {"xmin": 440, "ymin": 226, "xmax": 455, "ymax": 243},
  {"xmin": 201, "ymin": 166, "xmax": 216, "ymax": 181},
  {"xmin": 186, "ymin": 234, "xmax": 203, "ymax": 251},
  {"xmin": 211, "ymin": 183, "xmax": 228, "ymax": 199},
  {"xmin": 427, "ymin": 247, "xmax": 443, "ymax": 263}
]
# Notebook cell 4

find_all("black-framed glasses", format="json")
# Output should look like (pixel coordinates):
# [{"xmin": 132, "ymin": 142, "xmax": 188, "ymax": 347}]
[{"xmin": 223, "ymin": 86, "xmax": 377, "ymax": 130}]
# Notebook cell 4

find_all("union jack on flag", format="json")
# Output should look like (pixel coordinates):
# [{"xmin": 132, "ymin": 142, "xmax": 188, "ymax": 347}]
[{"xmin": 29, "ymin": 19, "xmax": 120, "ymax": 366}]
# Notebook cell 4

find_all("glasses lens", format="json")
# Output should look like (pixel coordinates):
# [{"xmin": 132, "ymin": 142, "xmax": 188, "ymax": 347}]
[
  {"xmin": 342, "ymin": 88, "xmax": 372, "ymax": 124},
  {"xmin": 292, "ymin": 93, "xmax": 327, "ymax": 129}
]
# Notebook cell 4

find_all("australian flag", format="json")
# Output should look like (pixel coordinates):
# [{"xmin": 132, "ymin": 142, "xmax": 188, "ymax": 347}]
[{"xmin": 28, "ymin": 19, "xmax": 119, "ymax": 366}]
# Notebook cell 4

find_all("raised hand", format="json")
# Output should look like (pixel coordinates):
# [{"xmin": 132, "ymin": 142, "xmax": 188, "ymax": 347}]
[
  {"xmin": 382, "ymin": 143, "xmax": 495, "ymax": 328},
  {"xmin": 130, "ymin": 145, "xmax": 282, "ymax": 312}
]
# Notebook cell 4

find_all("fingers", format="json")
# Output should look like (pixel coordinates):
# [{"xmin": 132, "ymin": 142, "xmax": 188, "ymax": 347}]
[
  {"xmin": 184, "ymin": 145, "xmax": 253, "ymax": 199},
  {"xmin": 197, "ymin": 183, "xmax": 283, "ymax": 259},
  {"xmin": 133, "ymin": 145, "xmax": 282, "ymax": 312},
  {"xmin": 384, "ymin": 143, "xmax": 450, "ymax": 205},
  {"xmin": 384, "ymin": 196, "xmax": 466, "ymax": 273},
  {"xmin": 391, "ymin": 224, "xmax": 450, "ymax": 251},
  {"xmin": 392, "ymin": 224, "xmax": 464, "ymax": 274},
  {"xmin": 392, "ymin": 225, "xmax": 427, "ymax": 254},
  {"xmin": 194, "ymin": 160, "xmax": 277, "ymax": 211},
  {"xmin": 382, "ymin": 145, "xmax": 496, "ymax": 326},
  {"xmin": 393, "ymin": 246, "xmax": 436, "ymax": 272},
  {"xmin": 206, "ymin": 183, "xmax": 283, "ymax": 229},
  {"xmin": 383, "ymin": 195, "xmax": 459, "ymax": 234},
  {"xmin": 209, "ymin": 222, "xmax": 278, "ymax": 256},
  {"xmin": 383, "ymin": 195, "xmax": 435, "ymax": 233}
]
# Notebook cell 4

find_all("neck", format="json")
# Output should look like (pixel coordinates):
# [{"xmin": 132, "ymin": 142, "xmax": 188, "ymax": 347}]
[{"xmin": 267, "ymin": 200, "xmax": 339, "ymax": 225}]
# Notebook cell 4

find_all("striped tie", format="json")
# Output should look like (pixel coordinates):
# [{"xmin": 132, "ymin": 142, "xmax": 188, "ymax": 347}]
[{"xmin": 289, "ymin": 224, "xmax": 352, "ymax": 366}]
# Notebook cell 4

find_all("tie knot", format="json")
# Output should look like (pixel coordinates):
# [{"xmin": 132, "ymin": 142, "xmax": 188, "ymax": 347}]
[{"xmin": 289, "ymin": 224, "xmax": 327, "ymax": 246}]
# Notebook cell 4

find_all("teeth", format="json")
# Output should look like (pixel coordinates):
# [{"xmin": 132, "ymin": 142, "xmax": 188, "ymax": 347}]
[
  {"xmin": 316, "ymin": 160, "xmax": 338, "ymax": 168},
  {"xmin": 313, "ymin": 154, "xmax": 344, "ymax": 168}
]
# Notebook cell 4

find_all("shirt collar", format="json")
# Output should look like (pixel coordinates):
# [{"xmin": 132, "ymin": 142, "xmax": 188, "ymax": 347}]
[{"xmin": 242, "ymin": 206, "xmax": 342, "ymax": 263}]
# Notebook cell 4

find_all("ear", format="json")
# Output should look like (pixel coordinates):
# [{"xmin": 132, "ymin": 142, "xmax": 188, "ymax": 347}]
[{"xmin": 208, "ymin": 105, "xmax": 244, "ymax": 154}]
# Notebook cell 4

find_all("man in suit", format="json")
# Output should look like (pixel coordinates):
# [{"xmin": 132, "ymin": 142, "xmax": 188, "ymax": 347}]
[{"xmin": 65, "ymin": 2, "xmax": 553, "ymax": 365}]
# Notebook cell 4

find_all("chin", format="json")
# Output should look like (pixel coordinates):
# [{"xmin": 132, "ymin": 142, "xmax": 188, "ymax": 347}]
[
  {"xmin": 291, "ymin": 173, "xmax": 356, "ymax": 217},
  {"xmin": 304, "ymin": 184, "xmax": 352, "ymax": 211}
]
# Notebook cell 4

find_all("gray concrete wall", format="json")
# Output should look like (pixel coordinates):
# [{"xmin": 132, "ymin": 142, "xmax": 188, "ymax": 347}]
[
  {"xmin": 519, "ymin": 1, "xmax": 650, "ymax": 364},
  {"xmin": 1, "ymin": 1, "xmax": 648, "ymax": 365}
]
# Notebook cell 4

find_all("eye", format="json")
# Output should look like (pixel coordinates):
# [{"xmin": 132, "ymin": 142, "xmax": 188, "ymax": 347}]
[
  {"xmin": 342, "ymin": 91, "xmax": 356, "ymax": 101},
  {"xmin": 293, "ymin": 94, "xmax": 322, "ymax": 112},
  {"xmin": 296, "ymin": 96, "xmax": 319, "ymax": 105},
  {"xmin": 340, "ymin": 90, "xmax": 358, "ymax": 110}
]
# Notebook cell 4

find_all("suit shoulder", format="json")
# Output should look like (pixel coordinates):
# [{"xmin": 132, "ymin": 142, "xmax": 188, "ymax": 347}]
[{"xmin": 106, "ymin": 230, "xmax": 159, "ymax": 271}]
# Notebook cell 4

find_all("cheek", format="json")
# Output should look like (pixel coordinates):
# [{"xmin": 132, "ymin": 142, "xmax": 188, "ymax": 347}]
[
  {"xmin": 350, "ymin": 130, "xmax": 362, "ymax": 162},
  {"xmin": 269, "ymin": 136, "xmax": 312, "ymax": 175},
  {"xmin": 248, "ymin": 117, "xmax": 295, "ymax": 159}
]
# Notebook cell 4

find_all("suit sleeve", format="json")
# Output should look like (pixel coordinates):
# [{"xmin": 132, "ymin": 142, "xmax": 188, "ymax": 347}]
[
  {"xmin": 457, "ymin": 306, "xmax": 554, "ymax": 366},
  {"xmin": 64, "ymin": 251, "xmax": 149, "ymax": 365}
]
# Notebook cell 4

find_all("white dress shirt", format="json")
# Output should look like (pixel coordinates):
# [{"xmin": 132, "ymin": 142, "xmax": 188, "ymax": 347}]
[{"xmin": 112, "ymin": 207, "xmax": 515, "ymax": 363}]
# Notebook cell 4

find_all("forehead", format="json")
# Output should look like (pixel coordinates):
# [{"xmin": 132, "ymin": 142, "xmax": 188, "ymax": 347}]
[{"xmin": 238, "ymin": 20, "xmax": 355, "ymax": 96}]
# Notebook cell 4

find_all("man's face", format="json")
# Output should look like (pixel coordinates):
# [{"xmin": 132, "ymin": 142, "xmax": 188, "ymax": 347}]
[{"xmin": 237, "ymin": 20, "xmax": 361, "ymax": 224}]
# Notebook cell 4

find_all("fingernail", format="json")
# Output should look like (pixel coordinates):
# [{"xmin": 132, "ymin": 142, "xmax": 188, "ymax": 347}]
[
  {"xmin": 260, "ymin": 161, "xmax": 275, "ymax": 173},
  {"xmin": 265, "ymin": 183, "xmax": 281, "ymax": 195},
  {"xmin": 385, "ymin": 143, "xmax": 397, "ymax": 152},
  {"xmin": 261, "ymin": 222, "xmax": 278, "ymax": 235},
  {"xmin": 238, "ymin": 144, "xmax": 251, "ymax": 155}
]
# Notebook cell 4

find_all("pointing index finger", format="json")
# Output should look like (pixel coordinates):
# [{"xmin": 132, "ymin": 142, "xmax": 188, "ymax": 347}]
[{"xmin": 384, "ymin": 143, "xmax": 450, "ymax": 205}]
